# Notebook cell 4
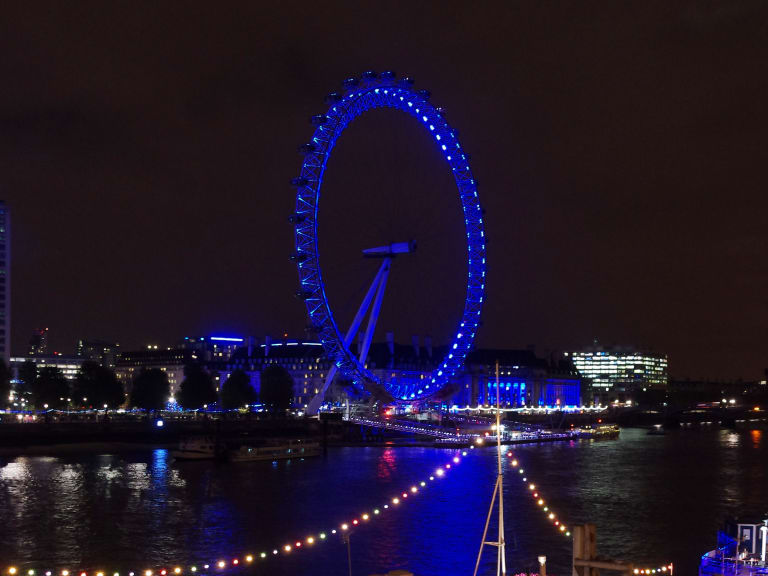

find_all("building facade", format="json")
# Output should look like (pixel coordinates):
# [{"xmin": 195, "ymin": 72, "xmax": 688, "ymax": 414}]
[
  {"xmin": 28, "ymin": 328, "xmax": 49, "ymax": 356},
  {"xmin": 10, "ymin": 355, "xmax": 86, "ymax": 381},
  {"xmin": 219, "ymin": 339, "xmax": 333, "ymax": 408},
  {"xmin": 567, "ymin": 345, "xmax": 668, "ymax": 402},
  {"xmin": 0, "ymin": 202, "xmax": 9, "ymax": 364},
  {"xmin": 77, "ymin": 339, "xmax": 120, "ymax": 368},
  {"xmin": 181, "ymin": 335, "xmax": 247, "ymax": 362},
  {"xmin": 454, "ymin": 349, "xmax": 583, "ymax": 408},
  {"xmin": 115, "ymin": 348, "xmax": 192, "ymax": 398},
  {"xmin": 112, "ymin": 334, "xmax": 585, "ymax": 411}
]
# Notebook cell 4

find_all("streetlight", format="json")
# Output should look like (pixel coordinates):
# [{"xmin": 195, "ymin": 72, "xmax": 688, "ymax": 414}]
[{"xmin": 538, "ymin": 555, "xmax": 547, "ymax": 576}]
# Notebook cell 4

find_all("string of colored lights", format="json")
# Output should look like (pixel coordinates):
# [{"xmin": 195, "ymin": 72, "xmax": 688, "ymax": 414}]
[
  {"xmin": 634, "ymin": 565, "xmax": 674, "ymax": 575},
  {"xmin": 3, "ymin": 451, "xmax": 468, "ymax": 576},
  {"xmin": 504, "ymin": 448, "xmax": 673, "ymax": 573},
  {"xmin": 503, "ymin": 449, "xmax": 572, "ymax": 538},
  {"xmin": 4, "ymin": 443, "xmax": 676, "ymax": 575}
]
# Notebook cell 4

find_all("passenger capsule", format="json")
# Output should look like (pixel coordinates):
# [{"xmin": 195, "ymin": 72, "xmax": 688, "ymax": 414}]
[
  {"xmin": 310, "ymin": 114, "xmax": 328, "ymax": 126},
  {"xmin": 298, "ymin": 143, "xmax": 317, "ymax": 155}
]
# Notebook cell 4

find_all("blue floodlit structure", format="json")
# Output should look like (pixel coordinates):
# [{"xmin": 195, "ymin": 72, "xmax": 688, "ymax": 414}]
[{"xmin": 292, "ymin": 71, "xmax": 487, "ymax": 402}]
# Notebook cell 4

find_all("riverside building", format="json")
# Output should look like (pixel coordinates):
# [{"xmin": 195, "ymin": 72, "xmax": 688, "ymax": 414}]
[
  {"xmin": 0, "ymin": 202, "xmax": 8, "ymax": 365},
  {"xmin": 456, "ymin": 348, "xmax": 583, "ymax": 408},
  {"xmin": 76, "ymin": 339, "xmax": 120, "ymax": 369},
  {"xmin": 115, "ymin": 347, "xmax": 192, "ymax": 398},
  {"xmin": 10, "ymin": 354, "xmax": 85, "ymax": 381},
  {"xmin": 115, "ymin": 332, "xmax": 585, "ymax": 411},
  {"xmin": 567, "ymin": 344, "xmax": 668, "ymax": 403}
]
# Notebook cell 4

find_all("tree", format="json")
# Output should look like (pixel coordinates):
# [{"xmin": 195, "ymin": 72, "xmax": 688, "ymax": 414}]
[
  {"xmin": 73, "ymin": 361, "xmax": 125, "ymax": 409},
  {"xmin": 221, "ymin": 370, "xmax": 257, "ymax": 409},
  {"xmin": 16, "ymin": 360, "xmax": 38, "ymax": 404},
  {"xmin": 130, "ymin": 368, "xmax": 170, "ymax": 411},
  {"xmin": 259, "ymin": 365, "xmax": 294, "ymax": 413},
  {"xmin": 0, "ymin": 358, "xmax": 10, "ymax": 408},
  {"xmin": 178, "ymin": 364, "xmax": 217, "ymax": 410},
  {"xmin": 32, "ymin": 367, "xmax": 70, "ymax": 409}
]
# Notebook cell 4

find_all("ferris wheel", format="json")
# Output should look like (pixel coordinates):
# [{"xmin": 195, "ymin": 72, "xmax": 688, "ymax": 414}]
[{"xmin": 291, "ymin": 71, "xmax": 487, "ymax": 412}]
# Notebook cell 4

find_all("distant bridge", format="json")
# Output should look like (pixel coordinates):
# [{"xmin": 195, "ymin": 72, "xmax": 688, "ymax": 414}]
[
  {"xmin": 345, "ymin": 416, "xmax": 475, "ymax": 442},
  {"xmin": 345, "ymin": 415, "xmax": 616, "ymax": 444}
]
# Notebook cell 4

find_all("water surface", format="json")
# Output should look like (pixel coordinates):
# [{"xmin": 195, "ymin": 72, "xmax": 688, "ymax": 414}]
[{"xmin": 1, "ymin": 427, "xmax": 765, "ymax": 576}]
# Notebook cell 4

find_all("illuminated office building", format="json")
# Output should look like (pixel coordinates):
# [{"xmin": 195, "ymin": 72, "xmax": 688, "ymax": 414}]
[
  {"xmin": 567, "ymin": 345, "xmax": 668, "ymax": 401},
  {"xmin": 10, "ymin": 355, "xmax": 85, "ymax": 381},
  {"xmin": 0, "ymin": 202, "xmax": 9, "ymax": 364},
  {"xmin": 28, "ymin": 328, "xmax": 49, "ymax": 356},
  {"xmin": 77, "ymin": 339, "xmax": 120, "ymax": 368},
  {"xmin": 115, "ymin": 348, "xmax": 192, "ymax": 397}
]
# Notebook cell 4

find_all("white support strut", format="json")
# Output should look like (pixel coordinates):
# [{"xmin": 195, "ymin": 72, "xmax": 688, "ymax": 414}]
[{"xmin": 306, "ymin": 258, "xmax": 391, "ymax": 415}]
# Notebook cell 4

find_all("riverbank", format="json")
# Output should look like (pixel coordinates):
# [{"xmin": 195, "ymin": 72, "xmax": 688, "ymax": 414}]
[
  {"xmin": 2, "ymin": 409, "xmax": 762, "ymax": 457},
  {"xmin": 0, "ymin": 420, "xmax": 621, "ymax": 456}
]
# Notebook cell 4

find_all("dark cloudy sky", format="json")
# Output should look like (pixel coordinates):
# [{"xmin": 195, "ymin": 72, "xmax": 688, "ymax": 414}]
[{"xmin": 1, "ymin": 1, "xmax": 766, "ymax": 379}]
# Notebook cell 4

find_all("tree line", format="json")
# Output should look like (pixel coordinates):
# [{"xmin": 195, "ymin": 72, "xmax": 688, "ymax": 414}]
[{"xmin": 0, "ymin": 359, "xmax": 295, "ymax": 412}]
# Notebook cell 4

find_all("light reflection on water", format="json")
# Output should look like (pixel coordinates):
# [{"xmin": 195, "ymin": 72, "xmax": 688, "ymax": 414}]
[{"xmin": 0, "ymin": 428, "xmax": 764, "ymax": 576}]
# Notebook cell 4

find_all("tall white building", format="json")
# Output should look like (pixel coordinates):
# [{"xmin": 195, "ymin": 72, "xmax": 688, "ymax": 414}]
[
  {"xmin": 567, "ymin": 345, "xmax": 668, "ymax": 401},
  {"xmin": 0, "ymin": 202, "xmax": 9, "ymax": 365}
]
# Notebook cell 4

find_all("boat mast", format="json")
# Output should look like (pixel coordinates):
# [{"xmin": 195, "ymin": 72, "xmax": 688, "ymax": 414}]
[{"xmin": 473, "ymin": 360, "xmax": 506, "ymax": 576}]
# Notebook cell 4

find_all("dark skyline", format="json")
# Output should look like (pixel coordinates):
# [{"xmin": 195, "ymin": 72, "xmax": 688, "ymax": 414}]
[{"xmin": 1, "ymin": 2, "xmax": 766, "ymax": 380}]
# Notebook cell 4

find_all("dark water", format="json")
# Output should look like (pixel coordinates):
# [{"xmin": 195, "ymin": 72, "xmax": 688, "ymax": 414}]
[{"xmin": 0, "ymin": 427, "xmax": 765, "ymax": 576}]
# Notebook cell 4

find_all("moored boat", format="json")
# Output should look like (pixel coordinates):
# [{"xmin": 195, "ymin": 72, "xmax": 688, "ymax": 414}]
[
  {"xmin": 171, "ymin": 436, "xmax": 222, "ymax": 461},
  {"xmin": 700, "ymin": 519, "xmax": 768, "ymax": 575},
  {"xmin": 228, "ymin": 440, "xmax": 322, "ymax": 462}
]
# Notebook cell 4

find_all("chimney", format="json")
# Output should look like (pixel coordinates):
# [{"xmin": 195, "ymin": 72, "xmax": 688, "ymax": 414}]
[
  {"xmin": 264, "ymin": 335, "xmax": 272, "ymax": 357},
  {"xmin": 412, "ymin": 335, "xmax": 420, "ymax": 358},
  {"xmin": 425, "ymin": 335, "xmax": 433, "ymax": 359}
]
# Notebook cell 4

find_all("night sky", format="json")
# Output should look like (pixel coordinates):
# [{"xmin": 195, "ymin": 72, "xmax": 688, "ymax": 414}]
[{"xmin": 2, "ymin": 2, "xmax": 766, "ymax": 380}]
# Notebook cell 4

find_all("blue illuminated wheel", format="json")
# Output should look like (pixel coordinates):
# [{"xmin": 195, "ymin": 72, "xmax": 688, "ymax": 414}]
[{"xmin": 292, "ymin": 71, "xmax": 486, "ymax": 402}]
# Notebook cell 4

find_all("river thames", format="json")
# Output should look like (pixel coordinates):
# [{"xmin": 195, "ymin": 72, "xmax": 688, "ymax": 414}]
[{"xmin": 0, "ymin": 427, "xmax": 765, "ymax": 576}]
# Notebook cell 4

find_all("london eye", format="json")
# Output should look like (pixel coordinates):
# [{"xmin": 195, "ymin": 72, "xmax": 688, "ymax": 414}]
[{"xmin": 291, "ymin": 71, "xmax": 486, "ymax": 411}]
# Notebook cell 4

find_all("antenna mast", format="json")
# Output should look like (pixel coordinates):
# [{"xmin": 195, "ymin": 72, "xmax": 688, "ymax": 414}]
[{"xmin": 473, "ymin": 360, "xmax": 506, "ymax": 576}]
